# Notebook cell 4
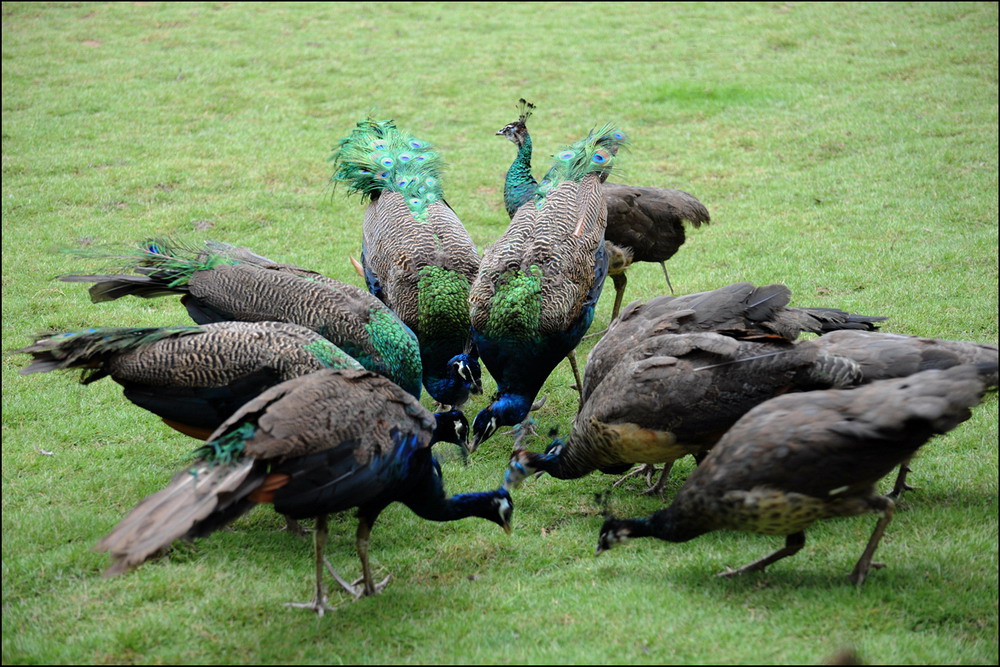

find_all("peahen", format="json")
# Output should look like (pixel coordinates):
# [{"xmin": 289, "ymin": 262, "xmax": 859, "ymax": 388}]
[
  {"xmin": 58, "ymin": 241, "xmax": 425, "ymax": 399},
  {"xmin": 504, "ymin": 326, "xmax": 996, "ymax": 498},
  {"xmin": 580, "ymin": 281, "xmax": 887, "ymax": 489},
  {"xmin": 595, "ymin": 365, "xmax": 995, "ymax": 585},
  {"xmin": 497, "ymin": 99, "xmax": 711, "ymax": 319},
  {"xmin": 582, "ymin": 282, "xmax": 888, "ymax": 402},
  {"xmin": 94, "ymin": 368, "xmax": 513, "ymax": 615},
  {"xmin": 801, "ymin": 329, "xmax": 999, "ymax": 497},
  {"xmin": 469, "ymin": 123, "xmax": 628, "ymax": 449},
  {"xmin": 14, "ymin": 321, "xmax": 362, "ymax": 441},
  {"xmin": 504, "ymin": 330, "xmax": 864, "ymax": 495},
  {"xmin": 331, "ymin": 118, "xmax": 483, "ymax": 408}
]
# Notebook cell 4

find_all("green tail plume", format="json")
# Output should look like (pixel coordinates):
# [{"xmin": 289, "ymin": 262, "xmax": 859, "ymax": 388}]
[
  {"xmin": 534, "ymin": 123, "xmax": 628, "ymax": 209},
  {"xmin": 66, "ymin": 239, "xmax": 239, "ymax": 288},
  {"xmin": 16, "ymin": 326, "xmax": 204, "ymax": 380},
  {"xmin": 330, "ymin": 117, "xmax": 445, "ymax": 221},
  {"xmin": 193, "ymin": 422, "xmax": 257, "ymax": 466}
]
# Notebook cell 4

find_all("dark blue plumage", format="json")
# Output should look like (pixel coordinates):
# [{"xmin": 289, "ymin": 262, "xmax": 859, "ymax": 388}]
[
  {"xmin": 95, "ymin": 369, "xmax": 512, "ymax": 615},
  {"xmin": 469, "ymin": 124, "xmax": 626, "ymax": 449}
]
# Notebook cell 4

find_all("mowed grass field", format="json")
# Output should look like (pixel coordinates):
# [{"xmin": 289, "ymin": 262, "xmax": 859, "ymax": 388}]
[{"xmin": 2, "ymin": 2, "xmax": 997, "ymax": 664}]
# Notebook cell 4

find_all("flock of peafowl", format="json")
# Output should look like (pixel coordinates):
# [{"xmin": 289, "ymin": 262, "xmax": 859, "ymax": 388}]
[{"xmin": 14, "ymin": 99, "xmax": 998, "ymax": 615}]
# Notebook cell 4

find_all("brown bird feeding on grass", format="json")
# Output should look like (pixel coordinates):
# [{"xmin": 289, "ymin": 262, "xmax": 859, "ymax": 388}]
[
  {"xmin": 504, "ymin": 282, "xmax": 894, "ymax": 497},
  {"xmin": 595, "ymin": 364, "xmax": 995, "ymax": 585},
  {"xmin": 94, "ymin": 369, "xmax": 512, "ymax": 616}
]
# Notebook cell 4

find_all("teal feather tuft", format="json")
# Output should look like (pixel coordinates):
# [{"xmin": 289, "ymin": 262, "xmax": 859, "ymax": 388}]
[
  {"xmin": 331, "ymin": 118, "xmax": 445, "ymax": 222},
  {"xmin": 534, "ymin": 123, "xmax": 628, "ymax": 209},
  {"xmin": 194, "ymin": 422, "xmax": 257, "ymax": 466},
  {"xmin": 64, "ymin": 238, "xmax": 240, "ymax": 288}
]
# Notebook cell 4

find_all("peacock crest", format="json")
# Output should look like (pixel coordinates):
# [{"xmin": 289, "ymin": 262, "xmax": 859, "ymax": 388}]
[{"xmin": 331, "ymin": 118, "xmax": 445, "ymax": 222}]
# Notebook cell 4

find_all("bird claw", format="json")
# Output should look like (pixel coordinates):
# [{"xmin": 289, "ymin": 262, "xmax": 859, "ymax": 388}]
[
  {"xmin": 325, "ymin": 560, "xmax": 393, "ymax": 599},
  {"xmin": 284, "ymin": 596, "xmax": 335, "ymax": 617},
  {"xmin": 611, "ymin": 464, "xmax": 659, "ymax": 489},
  {"xmin": 283, "ymin": 517, "xmax": 311, "ymax": 537},
  {"xmin": 529, "ymin": 396, "xmax": 547, "ymax": 412}
]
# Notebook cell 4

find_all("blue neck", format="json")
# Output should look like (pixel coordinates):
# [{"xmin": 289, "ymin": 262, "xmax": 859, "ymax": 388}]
[
  {"xmin": 403, "ymin": 454, "xmax": 507, "ymax": 523},
  {"xmin": 489, "ymin": 393, "xmax": 534, "ymax": 428}
]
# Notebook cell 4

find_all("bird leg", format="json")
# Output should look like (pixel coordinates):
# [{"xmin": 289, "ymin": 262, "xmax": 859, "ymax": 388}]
[
  {"xmin": 886, "ymin": 458, "xmax": 915, "ymax": 501},
  {"xmin": 566, "ymin": 351, "xmax": 584, "ymax": 407},
  {"xmin": 611, "ymin": 464, "xmax": 659, "ymax": 489},
  {"xmin": 640, "ymin": 461, "xmax": 675, "ymax": 499},
  {"xmin": 717, "ymin": 531, "xmax": 806, "ymax": 578},
  {"xmin": 610, "ymin": 271, "xmax": 627, "ymax": 322},
  {"xmin": 283, "ymin": 516, "xmax": 311, "ymax": 537},
  {"xmin": 658, "ymin": 261, "xmax": 674, "ymax": 295},
  {"xmin": 353, "ymin": 519, "xmax": 392, "ymax": 598},
  {"xmin": 848, "ymin": 497, "xmax": 894, "ymax": 586},
  {"xmin": 320, "ymin": 520, "xmax": 393, "ymax": 600},
  {"xmin": 284, "ymin": 514, "xmax": 335, "ymax": 616}
]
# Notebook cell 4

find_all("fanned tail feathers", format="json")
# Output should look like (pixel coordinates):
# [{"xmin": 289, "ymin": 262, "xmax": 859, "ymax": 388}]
[{"xmin": 331, "ymin": 118, "xmax": 444, "ymax": 221}]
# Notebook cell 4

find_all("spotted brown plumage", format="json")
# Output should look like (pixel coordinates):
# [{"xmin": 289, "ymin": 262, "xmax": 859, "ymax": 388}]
[
  {"xmin": 15, "ymin": 321, "xmax": 362, "ymax": 440},
  {"xmin": 58, "ymin": 242, "xmax": 424, "ymax": 399},
  {"xmin": 497, "ymin": 99, "xmax": 710, "ymax": 318},
  {"xmin": 94, "ymin": 368, "xmax": 513, "ymax": 615},
  {"xmin": 470, "ymin": 124, "xmax": 627, "ymax": 449},
  {"xmin": 506, "ymin": 323, "xmax": 995, "ymax": 498},
  {"xmin": 595, "ymin": 365, "xmax": 995, "ymax": 585},
  {"xmin": 504, "ymin": 331, "xmax": 860, "ymax": 490}
]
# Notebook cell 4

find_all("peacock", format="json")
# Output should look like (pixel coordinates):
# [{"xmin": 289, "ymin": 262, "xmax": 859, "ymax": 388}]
[
  {"xmin": 58, "ymin": 241, "xmax": 425, "ymax": 399},
  {"xmin": 469, "ymin": 123, "xmax": 628, "ymax": 449},
  {"xmin": 595, "ymin": 364, "xmax": 995, "ymax": 585},
  {"xmin": 14, "ymin": 321, "xmax": 362, "ymax": 441},
  {"xmin": 331, "ymin": 118, "xmax": 483, "ymax": 408},
  {"xmin": 497, "ymin": 99, "xmax": 711, "ymax": 319},
  {"xmin": 94, "ymin": 368, "xmax": 513, "ymax": 616},
  {"xmin": 504, "ymin": 325, "xmax": 997, "ymax": 498}
]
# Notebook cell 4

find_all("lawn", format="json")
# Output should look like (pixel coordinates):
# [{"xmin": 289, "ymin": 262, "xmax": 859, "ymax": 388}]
[{"xmin": 2, "ymin": 2, "xmax": 997, "ymax": 664}]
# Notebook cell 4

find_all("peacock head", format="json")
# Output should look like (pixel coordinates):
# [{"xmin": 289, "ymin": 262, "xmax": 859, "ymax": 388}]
[
  {"xmin": 470, "ymin": 394, "xmax": 533, "ymax": 452},
  {"xmin": 496, "ymin": 98, "xmax": 535, "ymax": 148},
  {"xmin": 491, "ymin": 488, "xmax": 514, "ymax": 534},
  {"xmin": 595, "ymin": 517, "xmax": 633, "ymax": 556},
  {"xmin": 431, "ymin": 409, "xmax": 470, "ymax": 453},
  {"xmin": 448, "ymin": 354, "xmax": 483, "ymax": 398},
  {"xmin": 496, "ymin": 121, "xmax": 528, "ymax": 147},
  {"xmin": 503, "ymin": 449, "xmax": 538, "ymax": 490}
]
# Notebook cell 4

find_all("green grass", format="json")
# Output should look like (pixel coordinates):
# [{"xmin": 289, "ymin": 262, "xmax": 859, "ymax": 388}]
[{"xmin": 3, "ymin": 1, "xmax": 997, "ymax": 664}]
